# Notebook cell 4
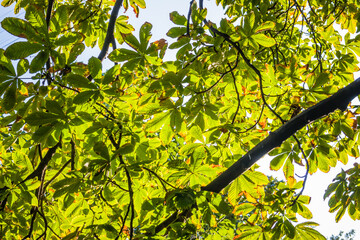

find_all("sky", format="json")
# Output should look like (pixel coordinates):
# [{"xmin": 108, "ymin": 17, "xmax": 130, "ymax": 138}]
[{"xmin": 0, "ymin": 0, "xmax": 359, "ymax": 238}]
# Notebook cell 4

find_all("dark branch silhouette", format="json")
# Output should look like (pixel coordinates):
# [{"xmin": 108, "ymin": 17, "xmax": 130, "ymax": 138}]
[
  {"xmin": 202, "ymin": 77, "xmax": 360, "ymax": 193},
  {"xmin": 98, "ymin": 0, "xmax": 124, "ymax": 61}
]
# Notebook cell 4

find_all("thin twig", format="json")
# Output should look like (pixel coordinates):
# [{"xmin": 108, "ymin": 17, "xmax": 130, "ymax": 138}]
[
  {"xmin": 194, "ymin": 55, "xmax": 239, "ymax": 94},
  {"xmin": 290, "ymin": 136, "xmax": 309, "ymax": 205},
  {"xmin": 142, "ymin": 167, "xmax": 177, "ymax": 190},
  {"xmin": 186, "ymin": 0, "xmax": 195, "ymax": 36},
  {"xmin": 108, "ymin": 133, "xmax": 134, "ymax": 239},
  {"xmin": 43, "ymin": 159, "xmax": 72, "ymax": 191},
  {"xmin": 324, "ymin": 6, "xmax": 346, "ymax": 30}
]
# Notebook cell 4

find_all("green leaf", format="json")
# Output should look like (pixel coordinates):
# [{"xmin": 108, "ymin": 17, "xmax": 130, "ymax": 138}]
[
  {"xmin": 54, "ymin": 32, "xmax": 82, "ymax": 46},
  {"xmin": 160, "ymin": 124, "xmax": 173, "ymax": 145},
  {"xmin": 255, "ymin": 21, "xmax": 275, "ymax": 33},
  {"xmin": 93, "ymin": 141, "xmax": 110, "ymax": 161},
  {"xmin": 68, "ymin": 43, "xmax": 85, "ymax": 63},
  {"xmin": 251, "ymin": 34, "xmax": 276, "ymax": 47},
  {"xmin": 32, "ymin": 125, "xmax": 55, "ymax": 142},
  {"xmin": 25, "ymin": 112, "xmax": 62, "ymax": 126},
  {"xmin": 189, "ymin": 125, "xmax": 203, "ymax": 142},
  {"xmin": 25, "ymin": 5, "xmax": 46, "ymax": 31},
  {"xmin": 16, "ymin": 59, "xmax": 29, "ymax": 76},
  {"xmin": 66, "ymin": 74, "xmax": 97, "ymax": 89},
  {"xmin": 179, "ymin": 143, "xmax": 202, "ymax": 155},
  {"xmin": 46, "ymin": 100, "xmax": 65, "ymax": 117},
  {"xmin": 0, "ymin": 49, "xmax": 15, "ymax": 75},
  {"xmin": 243, "ymin": 171, "xmax": 268, "ymax": 185},
  {"xmin": 2, "ymin": 81, "xmax": 17, "ymax": 111},
  {"xmin": 335, "ymin": 206, "xmax": 346, "ymax": 222},
  {"xmin": 323, "ymin": 182, "xmax": 340, "ymax": 200},
  {"xmin": 124, "ymin": 34, "xmax": 141, "ymax": 51},
  {"xmin": 170, "ymin": 11, "xmax": 187, "ymax": 26},
  {"xmin": 73, "ymin": 91, "xmax": 95, "ymax": 104},
  {"xmin": 341, "ymin": 123, "xmax": 354, "ymax": 138},
  {"xmin": 70, "ymin": 215, "xmax": 91, "ymax": 227},
  {"xmin": 134, "ymin": 0, "xmax": 146, "ymax": 8},
  {"xmin": 312, "ymin": 72, "xmax": 330, "ymax": 89},
  {"xmin": 235, "ymin": 203, "xmax": 256, "ymax": 215},
  {"xmin": 294, "ymin": 222, "xmax": 326, "ymax": 240},
  {"xmin": 296, "ymin": 203, "xmax": 313, "ymax": 219},
  {"xmin": 108, "ymin": 48, "xmax": 140, "ymax": 62},
  {"xmin": 169, "ymin": 36, "xmax": 190, "ymax": 49},
  {"xmin": 283, "ymin": 158, "xmax": 294, "ymax": 180},
  {"xmin": 103, "ymin": 64, "xmax": 120, "ymax": 84},
  {"xmin": 88, "ymin": 57, "xmax": 102, "ymax": 79},
  {"xmin": 115, "ymin": 15, "xmax": 134, "ymax": 34},
  {"xmin": 29, "ymin": 51, "xmax": 49, "ymax": 73},
  {"xmin": 53, "ymin": 5, "xmax": 69, "ymax": 29},
  {"xmin": 270, "ymin": 153, "xmax": 287, "ymax": 171},
  {"xmin": 145, "ymin": 111, "xmax": 171, "ymax": 132},
  {"xmin": 139, "ymin": 22, "xmax": 152, "ymax": 51},
  {"xmin": 167, "ymin": 27, "xmax": 187, "ymax": 38},
  {"xmin": 1, "ymin": 0, "xmax": 16, "ymax": 7},
  {"xmin": 5, "ymin": 42, "xmax": 43, "ymax": 59},
  {"xmin": 144, "ymin": 55, "xmax": 162, "ymax": 65},
  {"xmin": 112, "ymin": 143, "xmax": 135, "ymax": 158},
  {"xmin": 1, "ymin": 17, "xmax": 39, "ymax": 40},
  {"xmin": 283, "ymin": 220, "xmax": 295, "ymax": 238}
]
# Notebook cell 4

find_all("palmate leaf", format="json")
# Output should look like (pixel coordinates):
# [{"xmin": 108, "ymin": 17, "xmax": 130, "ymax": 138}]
[
  {"xmin": 288, "ymin": 222, "xmax": 326, "ymax": 240},
  {"xmin": 1, "ymin": 0, "xmax": 16, "ymax": 7},
  {"xmin": 25, "ymin": 5, "xmax": 47, "ymax": 31}
]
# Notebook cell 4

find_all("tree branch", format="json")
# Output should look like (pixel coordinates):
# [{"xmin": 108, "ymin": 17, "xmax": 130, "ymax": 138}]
[
  {"xmin": 98, "ymin": 0, "xmax": 123, "ymax": 61},
  {"xmin": 45, "ymin": 0, "xmax": 55, "ymax": 84},
  {"xmin": 202, "ymin": 77, "xmax": 360, "ymax": 193},
  {"xmin": 22, "ymin": 139, "xmax": 62, "ymax": 183}
]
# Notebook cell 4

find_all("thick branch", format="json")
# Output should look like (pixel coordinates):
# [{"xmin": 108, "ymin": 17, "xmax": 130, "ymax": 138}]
[
  {"xmin": 23, "ymin": 140, "xmax": 61, "ymax": 183},
  {"xmin": 98, "ymin": 0, "xmax": 123, "ymax": 61},
  {"xmin": 202, "ymin": 77, "xmax": 360, "ymax": 193}
]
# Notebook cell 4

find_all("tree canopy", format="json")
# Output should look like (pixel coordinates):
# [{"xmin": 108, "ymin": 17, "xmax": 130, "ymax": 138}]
[{"xmin": 0, "ymin": 0, "xmax": 360, "ymax": 239}]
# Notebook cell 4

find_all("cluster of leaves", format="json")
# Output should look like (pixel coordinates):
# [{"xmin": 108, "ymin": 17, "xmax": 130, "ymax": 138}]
[
  {"xmin": 324, "ymin": 163, "xmax": 360, "ymax": 222},
  {"xmin": 0, "ymin": 0, "xmax": 360, "ymax": 239}
]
